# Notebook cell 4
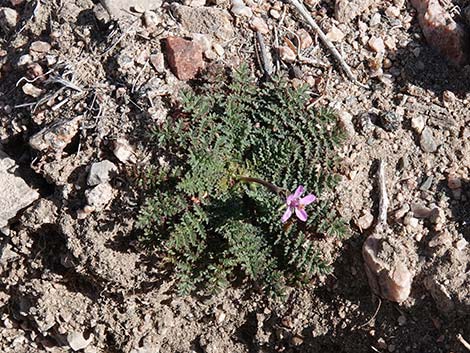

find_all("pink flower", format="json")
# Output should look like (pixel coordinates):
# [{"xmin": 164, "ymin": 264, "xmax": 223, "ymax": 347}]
[{"xmin": 281, "ymin": 185, "xmax": 316, "ymax": 223}]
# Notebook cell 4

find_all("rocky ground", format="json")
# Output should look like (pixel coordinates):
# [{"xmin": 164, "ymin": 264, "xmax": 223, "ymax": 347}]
[{"xmin": 0, "ymin": 0, "xmax": 469, "ymax": 352}]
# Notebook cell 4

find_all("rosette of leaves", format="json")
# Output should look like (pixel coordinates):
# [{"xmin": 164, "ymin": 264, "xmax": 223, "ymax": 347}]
[{"xmin": 137, "ymin": 65, "xmax": 346, "ymax": 296}]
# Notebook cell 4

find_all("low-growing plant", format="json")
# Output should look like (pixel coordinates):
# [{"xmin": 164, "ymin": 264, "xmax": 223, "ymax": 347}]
[{"xmin": 137, "ymin": 65, "xmax": 347, "ymax": 296}]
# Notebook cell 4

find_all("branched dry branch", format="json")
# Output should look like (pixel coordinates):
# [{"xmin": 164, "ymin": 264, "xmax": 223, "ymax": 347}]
[{"xmin": 286, "ymin": 0, "xmax": 369, "ymax": 88}]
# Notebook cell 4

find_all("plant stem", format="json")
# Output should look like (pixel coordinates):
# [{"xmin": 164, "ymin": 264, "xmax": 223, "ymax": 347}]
[{"xmin": 238, "ymin": 176, "xmax": 285, "ymax": 196}]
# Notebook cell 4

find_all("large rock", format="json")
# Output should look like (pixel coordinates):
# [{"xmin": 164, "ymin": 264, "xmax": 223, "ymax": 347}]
[
  {"xmin": 171, "ymin": 4, "xmax": 234, "ymax": 40},
  {"xmin": 411, "ymin": 0, "xmax": 469, "ymax": 65},
  {"xmin": 100, "ymin": 0, "xmax": 162, "ymax": 19},
  {"xmin": 165, "ymin": 37, "xmax": 204, "ymax": 80},
  {"xmin": 0, "ymin": 150, "xmax": 40, "ymax": 228},
  {"xmin": 335, "ymin": 0, "xmax": 374, "ymax": 23},
  {"xmin": 362, "ymin": 229, "xmax": 416, "ymax": 303}
]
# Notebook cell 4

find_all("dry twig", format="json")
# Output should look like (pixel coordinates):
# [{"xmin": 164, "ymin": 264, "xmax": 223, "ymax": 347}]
[
  {"xmin": 377, "ymin": 159, "xmax": 389, "ymax": 226},
  {"xmin": 358, "ymin": 297, "xmax": 382, "ymax": 328},
  {"xmin": 286, "ymin": 0, "xmax": 368, "ymax": 88},
  {"xmin": 457, "ymin": 334, "xmax": 470, "ymax": 351},
  {"xmin": 255, "ymin": 32, "xmax": 274, "ymax": 78}
]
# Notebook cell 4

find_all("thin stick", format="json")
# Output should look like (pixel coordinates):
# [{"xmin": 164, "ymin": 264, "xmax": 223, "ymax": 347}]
[
  {"xmin": 286, "ymin": 0, "xmax": 369, "ymax": 89},
  {"xmin": 457, "ymin": 334, "xmax": 470, "ymax": 351},
  {"xmin": 377, "ymin": 160, "xmax": 388, "ymax": 226},
  {"xmin": 358, "ymin": 297, "xmax": 382, "ymax": 328}
]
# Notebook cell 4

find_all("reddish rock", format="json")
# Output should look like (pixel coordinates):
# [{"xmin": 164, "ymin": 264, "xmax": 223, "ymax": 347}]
[
  {"xmin": 165, "ymin": 37, "xmax": 204, "ymax": 80},
  {"xmin": 411, "ymin": 0, "xmax": 468, "ymax": 65},
  {"xmin": 362, "ymin": 232, "xmax": 415, "ymax": 303}
]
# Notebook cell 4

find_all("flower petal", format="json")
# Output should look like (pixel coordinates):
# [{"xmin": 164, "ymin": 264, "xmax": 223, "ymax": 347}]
[
  {"xmin": 286, "ymin": 194, "xmax": 295, "ymax": 205},
  {"xmin": 293, "ymin": 185, "xmax": 304, "ymax": 199},
  {"xmin": 281, "ymin": 207, "xmax": 293, "ymax": 223},
  {"xmin": 295, "ymin": 208, "xmax": 308, "ymax": 222},
  {"xmin": 300, "ymin": 194, "xmax": 316, "ymax": 205}
]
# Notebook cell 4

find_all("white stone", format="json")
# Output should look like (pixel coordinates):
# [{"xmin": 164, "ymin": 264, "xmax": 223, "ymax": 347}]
[
  {"xmin": 67, "ymin": 331, "xmax": 93, "ymax": 352},
  {"xmin": 411, "ymin": 116, "xmax": 425, "ymax": 133},
  {"xmin": 0, "ymin": 151, "xmax": 39, "ymax": 228},
  {"xmin": 87, "ymin": 160, "xmax": 118, "ymax": 186},
  {"xmin": 213, "ymin": 43, "xmax": 224, "ymax": 57},
  {"xmin": 0, "ymin": 7, "xmax": 18, "ymax": 30},
  {"xmin": 250, "ymin": 16, "xmax": 269, "ymax": 34},
  {"xmin": 326, "ymin": 25, "xmax": 345, "ymax": 42},
  {"xmin": 100, "ymin": 0, "xmax": 163, "ymax": 18},
  {"xmin": 231, "ymin": 0, "xmax": 252, "ymax": 18},
  {"xmin": 368, "ymin": 37, "xmax": 385, "ymax": 53},
  {"xmin": 356, "ymin": 212, "xmax": 374, "ymax": 230},
  {"xmin": 385, "ymin": 5, "xmax": 400, "ymax": 18},
  {"xmin": 22, "ymin": 83, "xmax": 43, "ymax": 98},
  {"xmin": 113, "ymin": 138, "xmax": 135, "ymax": 163},
  {"xmin": 456, "ymin": 238, "xmax": 468, "ymax": 251},
  {"xmin": 85, "ymin": 183, "xmax": 114, "ymax": 211}
]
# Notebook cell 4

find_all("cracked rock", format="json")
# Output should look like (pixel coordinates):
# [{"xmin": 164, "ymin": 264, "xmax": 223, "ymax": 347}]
[{"xmin": 29, "ymin": 116, "xmax": 82, "ymax": 153}]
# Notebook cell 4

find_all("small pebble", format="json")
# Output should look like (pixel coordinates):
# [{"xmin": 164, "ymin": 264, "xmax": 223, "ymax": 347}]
[
  {"xmin": 250, "ymin": 16, "xmax": 269, "ymax": 34},
  {"xmin": 404, "ymin": 214, "xmax": 419, "ymax": 228},
  {"xmin": 278, "ymin": 45, "xmax": 296, "ymax": 63},
  {"xmin": 22, "ymin": 83, "xmax": 43, "ymax": 97},
  {"xmin": 394, "ymin": 204, "xmax": 410, "ymax": 219},
  {"xmin": 419, "ymin": 175, "xmax": 433, "ymax": 191},
  {"xmin": 411, "ymin": 116, "xmax": 425, "ymax": 133},
  {"xmin": 113, "ymin": 138, "xmax": 135, "ymax": 163},
  {"xmin": 368, "ymin": 37, "xmax": 385, "ymax": 53},
  {"xmin": 290, "ymin": 335, "xmax": 304, "ymax": 346},
  {"xmin": 0, "ymin": 7, "xmax": 18, "ymax": 30},
  {"xmin": 213, "ymin": 43, "xmax": 224, "ymax": 57},
  {"xmin": 29, "ymin": 41, "xmax": 51, "ymax": 53},
  {"xmin": 297, "ymin": 28, "xmax": 313, "ymax": 49},
  {"xmin": 420, "ymin": 127, "xmax": 438, "ymax": 153},
  {"xmin": 370, "ymin": 13, "xmax": 382, "ymax": 26},
  {"xmin": 456, "ymin": 238, "xmax": 468, "ymax": 250},
  {"xmin": 356, "ymin": 212, "xmax": 374, "ymax": 230},
  {"xmin": 377, "ymin": 338, "xmax": 387, "ymax": 349},
  {"xmin": 143, "ymin": 11, "xmax": 160, "ymax": 31},
  {"xmin": 269, "ymin": 8, "xmax": 280, "ymax": 19},
  {"xmin": 338, "ymin": 110, "xmax": 355, "ymax": 136},
  {"xmin": 326, "ymin": 25, "xmax": 345, "ymax": 42},
  {"xmin": 385, "ymin": 6, "xmax": 400, "ymax": 18},
  {"xmin": 231, "ymin": 0, "xmax": 252, "ymax": 18},
  {"xmin": 150, "ymin": 53, "xmax": 165, "ymax": 73},
  {"xmin": 17, "ymin": 54, "xmax": 33, "ymax": 67}
]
